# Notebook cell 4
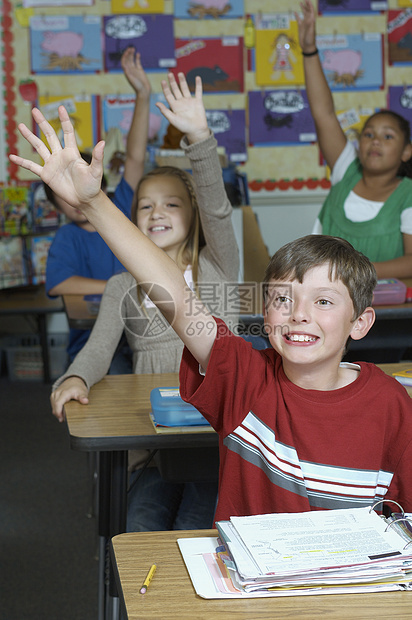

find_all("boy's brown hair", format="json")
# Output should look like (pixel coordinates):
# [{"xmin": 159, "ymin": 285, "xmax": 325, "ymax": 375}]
[{"xmin": 263, "ymin": 235, "xmax": 377, "ymax": 319}]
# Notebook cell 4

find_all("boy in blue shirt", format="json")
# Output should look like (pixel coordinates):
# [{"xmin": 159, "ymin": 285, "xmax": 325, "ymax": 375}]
[{"xmin": 45, "ymin": 47, "xmax": 151, "ymax": 360}]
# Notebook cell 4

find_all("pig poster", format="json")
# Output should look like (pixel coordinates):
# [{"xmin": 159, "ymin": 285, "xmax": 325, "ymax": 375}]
[
  {"xmin": 30, "ymin": 15, "xmax": 103, "ymax": 74},
  {"xmin": 174, "ymin": 0, "xmax": 244, "ymax": 19},
  {"xmin": 111, "ymin": 0, "xmax": 164, "ymax": 13},
  {"xmin": 254, "ymin": 14, "xmax": 304, "ymax": 87},
  {"xmin": 102, "ymin": 92, "xmax": 170, "ymax": 148},
  {"xmin": 318, "ymin": 0, "xmax": 385, "ymax": 14},
  {"xmin": 37, "ymin": 94, "xmax": 100, "ymax": 150},
  {"xmin": 248, "ymin": 89, "xmax": 317, "ymax": 146},
  {"xmin": 104, "ymin": 14, "xmax": 175, "ymax": 71},
  {"xmin": 173, "ymin": 38, "xmax": 244, "ymax": 93},
  {"xmin": 204, "ymin": 109, "xmax": 247, "ymax": 162},
  {"xmin": 388, "ymin": 85, "xmax": 412, "ymax": 125},
  {"xmin": 317, "ymin": 33, "xmax": 384, "ymax": 90},
  {"xmin": 387, "ymin": 9, "xmax": 412, "ymax": 65}
]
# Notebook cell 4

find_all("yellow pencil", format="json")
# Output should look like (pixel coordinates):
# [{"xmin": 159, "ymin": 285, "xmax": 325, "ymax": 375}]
[{"xmin": 139, "ymin": 564, "xmax": 156, "ymax": 594}]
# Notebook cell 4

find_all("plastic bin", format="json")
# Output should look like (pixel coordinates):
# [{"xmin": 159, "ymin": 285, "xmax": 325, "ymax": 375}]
[
  {"xmin": 2, "ymin": 333, "xmax": 68, "ymax": 381},
  {"xmin": 150, "ymin": 387, "xmax": 209, "ymax": 427},
  {"xmin": 372, "ymin": 279, "xmax": 407, "ymax": 306}
]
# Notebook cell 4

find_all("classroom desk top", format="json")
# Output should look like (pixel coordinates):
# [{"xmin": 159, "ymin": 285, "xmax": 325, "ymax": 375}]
[
  {"xmin": 64, "ymin": 372, "xmax": 218, "ymax": 452},
  {"xmin": 0, "ymin": 284, "xmax": 63, "ymax": 314},
  {"xmin": 110, "ymin": 529, "xmax": 412, "ymax": 620},
  {"xmin": 63, "ymin": 293, "xmax": 97, "ymax": 329}
]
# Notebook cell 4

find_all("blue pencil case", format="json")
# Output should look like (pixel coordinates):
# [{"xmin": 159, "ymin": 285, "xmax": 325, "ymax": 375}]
[{"xmin": 150, "ymin": 387, "xmax": 209, "ymax": 427}]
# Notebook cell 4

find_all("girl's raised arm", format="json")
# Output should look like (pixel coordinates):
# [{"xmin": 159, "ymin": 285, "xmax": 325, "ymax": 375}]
[
  {"xmin": 10, "ymin": 106, "xmax": 217, "ymax": 369},
  {"xmin": 296, "ymin": 0, "xmax": 347, "ymax": 170}
]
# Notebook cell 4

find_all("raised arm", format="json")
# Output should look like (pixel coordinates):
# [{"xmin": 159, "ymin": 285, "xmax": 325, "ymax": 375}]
[
  {"xmin": 120, "ymin": 47, "xmax": 151, "ymax": 191},
  {"xmin": 9, "ymin": 106, "xmax": 217, "ymax": 370},
  {"xmin": 296, "ymin": 0, "xmax": 347, "ymax": 170}
]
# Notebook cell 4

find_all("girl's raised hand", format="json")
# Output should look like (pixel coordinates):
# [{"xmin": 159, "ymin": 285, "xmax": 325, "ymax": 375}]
[
  {"xmin": 156, "ymin": 72, "xmax": 209, "ymax": 145},
  {"xmin": 9, "ymin": 106, "xmax": 105, "ymax": 211},
  {"xmin": 296, "ymin": 0, "xmax": 317, "ymax": 53},
  {"xmin": 121, "ymin": 47, "xmax": 151, "ymax": 100}
]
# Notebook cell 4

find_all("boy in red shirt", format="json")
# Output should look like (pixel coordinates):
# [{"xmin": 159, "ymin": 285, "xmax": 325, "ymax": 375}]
[{"xmin": 10, "ymin": 72, "xmax": 412, "ymax": 522}]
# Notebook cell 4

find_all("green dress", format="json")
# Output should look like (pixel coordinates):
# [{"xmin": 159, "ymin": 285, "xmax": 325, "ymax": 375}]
[{"xmin": 318, "ymin": 158, "xmax": 412, "ymax": 262}]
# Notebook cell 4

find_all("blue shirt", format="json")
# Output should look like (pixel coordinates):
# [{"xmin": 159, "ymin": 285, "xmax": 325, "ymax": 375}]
[{"xmin": 46, "ymin": 177, "xmax": 134, "ymax": 359}]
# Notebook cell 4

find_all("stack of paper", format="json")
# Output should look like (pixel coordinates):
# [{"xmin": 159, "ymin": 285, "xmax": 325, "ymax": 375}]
[{"xmin": 178, "ymin": 507, "xmax": 412, "ymax": 598}]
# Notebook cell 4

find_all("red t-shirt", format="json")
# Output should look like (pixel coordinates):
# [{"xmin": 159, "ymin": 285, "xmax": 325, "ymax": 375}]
[{"xmin": 180, "ymin": 319, "xmax": 412, "ymax": 523}]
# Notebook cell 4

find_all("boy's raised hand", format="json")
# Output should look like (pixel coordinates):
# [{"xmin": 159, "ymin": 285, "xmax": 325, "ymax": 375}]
[
  {"xmin": 9, "ymin": 106, "xmax": 104, "ymax": 210},
  {"xmin": 121, "ymin": 46, "xmax": 151, "ymax": 100},
  {"xmin": 156, "ymin": 72, "xmax": 209, "ymax": 145},
  {"xmin": 296, "ymin": 0, "xmax": 317, "ymax": 53}
]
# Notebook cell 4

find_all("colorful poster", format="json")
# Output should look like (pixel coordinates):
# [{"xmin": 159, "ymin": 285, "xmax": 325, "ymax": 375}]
[
  {"xmin": 254, "ymin": 14, "xmax": 304, "ymax": 87},
  {"xmin": 205, "ymin": 109, "xmax": 247, "ymax": 162},
  {"xmin": 318, "ymin": 0, "xmax": 387, "ymax": 14},
  {"xmin": 0, "ymin": 237, "xmax": 28, "ymax": 289},
  {"xmin": 111, "ymin": 0, "xmax": 164, "ymax": 12},
  {"xmin": 317, "ymin": 33, "xmax": 384, "ymax": 90},
  {"xmin": 388, "ymin": 85, "xmax": 412, "ymax": 125},
  {"xmin": 103, "ymin": 14, "xmax": 175, "ymax": 72},
  {"xmin": 24, "ymin": 0, "xmax": 93, "ymax": 5},
  {"xmin": 30, "ymin": 182, "xmax": 61, "ymax": 231},
  {"xmin": 37, "ymin": 94, "xmax": 100, "ymax": 151},
  {"xmin": 398, "ymin": 0, "xmax": 412, "ymax": 6},
  {"xmin": 248, "ymin": 90, "xmax": 317, "ymax": 146},
  {"xmin": 29, "ymin": 15, "xmax": 102, "ymax": 74},
  {"xmin": 174, "ymin": 38, "xmax": 244, "ymax": 93},
  {"xmin": 387, "ymin": 9, "xmax": 412, "ymax": 65},
  {"xmin": 174, "ymin": 0, "xmax": 244, "ymax": 19},
  {"xmin": 30, "ymin": 235, "xmax": 55, "ymax": 285},
  {"xmin": 0, "ymin": 186, "xmax": 30, "ymax": 235},
  {"xmin": 102, "ymin": 92, "xmax": 169, "ymax": 148}
]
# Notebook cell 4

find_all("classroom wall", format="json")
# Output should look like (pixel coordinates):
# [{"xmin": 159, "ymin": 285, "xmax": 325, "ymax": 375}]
[{"xmin": 3, "ymin": 0, "xmax": 411, "ymax": 192}]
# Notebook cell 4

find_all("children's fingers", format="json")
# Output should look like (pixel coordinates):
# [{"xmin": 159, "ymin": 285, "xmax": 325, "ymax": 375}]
[
  {"xmin": 167, "ymin": 72, "xmax": 183, "ymax": 99},
  {"xmin": 16, "ymin": 121, "xmax": 53, "ymax": 163},
  {"xmin": 194, "ymin": 75, "xmax": 203, "ymax": 100},
  {"xmin": 58, "ymin": 105, "xmax": 81, "ymax": 152},
  {"xmin": 32, "ymin": 107, "xmax": 64, "ymax": 153},
  {"xmin": 177, "ymin": 72, "xmax": 192, "ymax": 98},
  {"xmin": 9, "ymin": 153, "xmax": 44, "ymax": 177}
]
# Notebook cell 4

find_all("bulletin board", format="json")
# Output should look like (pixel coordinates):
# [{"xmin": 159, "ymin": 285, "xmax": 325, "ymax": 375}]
[{"xmin": 2, "ymin": 0, "xmax": 412, "ymax": 194}]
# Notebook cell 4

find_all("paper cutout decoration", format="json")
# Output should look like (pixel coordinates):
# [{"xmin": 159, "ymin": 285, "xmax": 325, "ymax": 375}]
[
  {"xmin": 0, "ymin": 237, "xmax": 28, "ymax": 289},
  {"xmin": 205, "ymin": 109, "xmax": 247, "ymax": 162},
  {"xmin": 30, "ymin": 235, "xmax": 55, "ymax": 285},
  {"xmin": 111, "ymin": 0, "xmax": 164, "ymax": 13},
  {"xmin": 103, "ymin": 14, "xmax": 175, "ymax": 71},
  {"xmin": 248, "ymin": 90, "xmax": 317, "ymax": 146},
  {"xmin": 317, "ymin": 33, "xmax": 384, "ymax": 90},
  {"xmin": 388, "ymin": 85, "xmax": 412, "ymax": 126},
  {"xmin": 173, "ymin": 0, "xmax": 244, "ymax": 19},
  {"xmin": 318, "ymin": 0, "xmax": 387, "ymax": 14},
  {"xmin": 30, "ymin": 182, "xmax": 61, "ymax": 232},
  {"xmin": 37, "ymin": 94, "xmax": 100, "ymax": 151},
  {"xmin": 255, "ymin": 14, "xmax": 304, "ymax": 87},
  {"xmin": 30, "ymin": 15, "xmax": 102, "ymax": 74},
  {"xmin": 387, "ymin": 9, "xmax": 412, "ymax": 66},
  {"xmin": 174, "ymin": 38, "xmax": 244, "ymax": 93}
]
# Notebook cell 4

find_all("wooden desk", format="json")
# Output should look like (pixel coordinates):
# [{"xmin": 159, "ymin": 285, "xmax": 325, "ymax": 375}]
[
  {"xmin": 0, "ymin": 284, "xmax": 64, "ymax": 382},
  {"xmin": 64, "ymin": 373, "xmax": 218, "ymax": 620},
  {"xmin": 110, "ymin": 529, "xmax": 412, "ymax": 620}
]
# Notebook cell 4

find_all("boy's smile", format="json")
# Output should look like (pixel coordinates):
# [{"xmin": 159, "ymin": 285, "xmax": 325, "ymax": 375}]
[{"xmin": 264, "ymin": 264, "xmax": 374, "ymax": 390}]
